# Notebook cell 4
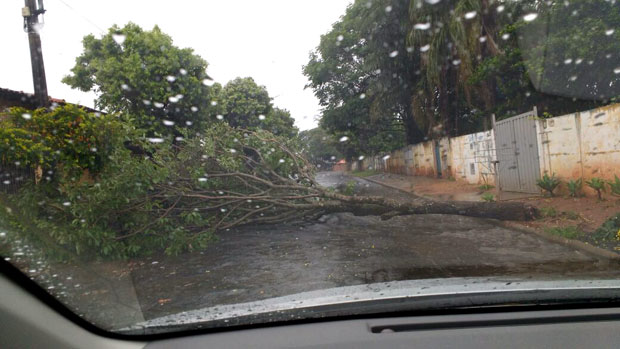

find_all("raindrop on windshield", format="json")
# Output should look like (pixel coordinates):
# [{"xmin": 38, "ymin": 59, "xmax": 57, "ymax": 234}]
[
  {"xmin": 21, "ymin": 113, "xmax": 31, "ymax": 120},
  {"xmin": 464, "ymin": 11, "xmax": 477, "ymax": 19},
  {"xmin": 337, "ymin": 35, "xmax": 344, "ymax": 41},
  {"xmin": 198, "ymin": 178, "xmax": 207, "ymax": 182},
  {"xmin": 168, "ymin": 96, "xmax": 179, "ymax": 103},
  {"xmin": 216, "ymin": 114, "xmax": 224, "ymax": 120},
  {"xmin": 425, "ymin": 0, "xmax": 441, "ymax": 4},
  {"xmin": 279, "ymin": 159, "xmax": 285, "ymax": 163},
  {"xmin": 121, "ymin": 84, "xmax": 130, "ymax": 91},
  {"xmin": 154, "ymin": 102, "xmax": 164, "ymax": 108},
  {"xmin": 564, "ymin": 58, "xmax": 573, "ymax": 64},
  {"xmin": 420, "ymin": 44, "xmax": 430, "ymax": 52},
  {"xmin": 147, "ymin": 138, "xmax": 165, "ymax": 143},
  {"xmin": 614, "ymin": 67, "xmax": 620, "ymax": 74},
  {"xmin": 339, "ymin": 136, "xmax": 349, "ymax": 142},
  {"xmin": 202, "ymin": 79, "xmax": 214, "ymax": 86},
  {"xmin": 358, "ymin": 156, "xmax": 365, "ymax": 160},
  {"xmin": 62, "ymin": 202, "xmax": 71, "ymax": 207},
  {"xmin": 163, "ymin": 120, "xmax": 175, "ymax": 126},
  {"xmin": 142, "ymin": 100, "xmax": 151, "ymax": 105},
  {"xmin": 606, "ymin": 29, "xmax": 615, "ymax": 36},
  {"xmin": 523, "ymin": 13, "xmax": 538, "ymax": 22},
  {"xmin": 414, "ymin": 23, "xmax": 431, "ymax": 30},
  {"xmin": 258, "ymin": 114, "xmax": 266, "ymax": 120},
  {"xmin": 389, "ymin": 50, "xmax": 398, "ymax": 58},
  {"xmin": 191, "ymin": 106, "xmax": 198, "ymax": 112},
  {"xmin": 501, "ymin": 33, "xmax": 510, "ymax": 40},
  {"xmin": 229, "ymin": 149, "xmax": 237, "ymax": 153},
  {"xmin": 382, "ymin": 155, "xmax": 391, "ymax": 160},
  {"xmin": 179, "ymin": 68, "xmax": 187, "ymax": 75},
  {"xmin": 166, "ymin": 75, "xmax": 176, "ymax": 82},
  {"xmin": 497, "ymin": 5, "xmax": 505, "ymax": 12},
  {"xmin": 211, "ymin": 101, "xmax": 218, "ymax": 106},
  {"xmin": 359, "ymin": 93, "xmax": 366, "ymax": 99},
  {"xmin": 385, "ymin": 5, "xmax": 392, "ymax": 12},
  {"xmin": 479, "ymin": 36, "xmax": 487, "ymax": 43}
]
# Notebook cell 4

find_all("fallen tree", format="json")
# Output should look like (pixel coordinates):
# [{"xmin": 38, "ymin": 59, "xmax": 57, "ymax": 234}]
[{"xmin": 4, "ymin": 123, "xmax": 537, "ymax": 258}]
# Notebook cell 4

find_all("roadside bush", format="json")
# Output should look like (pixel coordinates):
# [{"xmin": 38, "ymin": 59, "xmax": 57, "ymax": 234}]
[
  {"xmin": 479, "ymin": 184, "xmax": 494, "ymax": 191},
  {"xmin": 567, "ymin": 178, "xmax": 583, "ymax": 198},
  {"xmin": 536, "ymin": 173, "xmax": 560, "ymax": 196},
  {"xmin": 586, "ymin": 177, "xmax": 606, "ymax": 200},
  {"xmin": 481, "ymin": 192, "xmax": 495, "ymax": 202},
  {"xmin": 539, "ymin": 206, "xmax": 558, "ymax": 218},
  {"xmin": 1, "ymin": 105, "xmax": 125, "ymax": 180},
  {"xmin": 544, "ymin": 226, "xmax": 583, "ymax": 239},
  {"xmin": 590, "ymin": 213, "xmax": 620, "ymax": 241}
]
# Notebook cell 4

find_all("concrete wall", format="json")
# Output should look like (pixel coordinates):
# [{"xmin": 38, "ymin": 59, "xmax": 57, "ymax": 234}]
[
  {"xmin": 339, "ymin": 103, "xmax": 620, "ymax": 192},
  {"xmin": 537, "ymin": 103, "xmax": 620, "ymax": 194}
]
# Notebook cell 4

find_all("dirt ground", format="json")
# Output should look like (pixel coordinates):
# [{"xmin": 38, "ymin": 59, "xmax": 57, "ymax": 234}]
[{"xmin": 364, "ymin": 172, "xmax": 620, "ymax": 249}]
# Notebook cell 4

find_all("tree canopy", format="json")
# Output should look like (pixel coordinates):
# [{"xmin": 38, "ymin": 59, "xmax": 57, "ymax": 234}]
[{"xmin": 304, "ymin": 0, "xmax": 620, "ymax": 157}]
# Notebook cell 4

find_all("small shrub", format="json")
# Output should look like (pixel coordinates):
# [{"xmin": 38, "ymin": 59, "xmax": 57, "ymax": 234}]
[
  {"xmin": 567, "ymin": 178, "xmax": 583, "ymax": 198},
  {"xmin": 586, "ymin": 177, "xmax": 606, "ymax": 200},
  {"xmin": 537, "ymin": 173, "xmax": 560, "ymax": 196},
  {"xmin": 479, "ymin": 184, "xmax": 494, "ymax": 191},
  {"xmin": 481, "ymin": 192, "xmax": 495, "ymax": 202},
  {"xmin": 539, "ymin": 206, "xmax": 558, "ymax": 218},
  {"xmin": 590, "ymin": 213, "xmax": 620, "ymax": 241},
  {"xmin": 545, "ymin": 226, "xmax": 583, "ymax": 239},
  {"xmin": 608, "ymin": 175, "xmax": 620, "ymax": 197},
  {"xmin": 342, "ymin": 180, "xmax": 357, "ymax": 196}
]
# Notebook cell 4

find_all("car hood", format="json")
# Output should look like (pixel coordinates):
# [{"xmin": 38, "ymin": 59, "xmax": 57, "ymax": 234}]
[{"xmin": 120, "ymin": 277, "xmax": 620, "ymax": 334}]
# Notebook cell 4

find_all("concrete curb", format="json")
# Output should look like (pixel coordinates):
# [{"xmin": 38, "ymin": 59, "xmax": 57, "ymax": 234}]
[
  {"xmin": 354, "ymin": 175, "xmax": 429, "ymax": 200},
  {"xmin": 499, "ymin": 221, "xmax": 620, "ymax": 262},
  {"xmin": 354, "ymin": 173, "xmax": 620, "ymax": 262}
]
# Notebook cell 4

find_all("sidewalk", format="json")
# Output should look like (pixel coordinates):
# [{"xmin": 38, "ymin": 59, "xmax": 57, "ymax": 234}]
[{"xmin": 364, "ymin": 173, "xmax": 486, "ymax": 202}]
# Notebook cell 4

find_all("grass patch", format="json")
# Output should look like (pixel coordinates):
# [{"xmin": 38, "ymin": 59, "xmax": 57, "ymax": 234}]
[
  {"xmin": 352, "ymin": 169, "xmax": 381, "ymax": 178},
  {"xmin": 562, "ymin": 211, "xmax": 580, "ymax": 220},
  {"xmin": 544, "ymin": 226, "xmax": 583, "ymax": 239},
  {"xmin": 478, "ymin": 184, "xmax": 494, "ymax": 191},
  {"xmin": 539, "ymin": 206, "xmax": 558, "ymax": 218},
  {"xmin": 481, "ymin": 192, "xmax": 495, "ymax": 202}
]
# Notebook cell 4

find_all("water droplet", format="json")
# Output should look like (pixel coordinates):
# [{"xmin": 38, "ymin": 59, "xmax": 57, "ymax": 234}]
[
  {"xmin": 497, "ymin": 5, "xmax": 505, "ymax": 13},
  {"xmin": 420, "ymin": 44, "xmax": 430, "ymax": 52},
  {"xmin": 147, "ymin": 138, "xmax": 165, "ymax": 143},
  {"xmin": 168, "ymin": 96, "xmax": 179, "ymax": 103},
  {"xmin": 175, "ymin": 136, "xmax": 184, "ymax": 141},
  {"xmin": 163, "ymin": 120, "xmax": 175, "ymax": 126},
  {"xmin": 358, "ymin": 156, "xmax": 365, "ymax": 160},
  {"xmin": 452, "ymin": 59, "xmax": 461, "ymax": 66},
  {"xmin": 154, "ymin": 102, "xmax": 164, "ymax": 108},
  {"xmin": 202, "ymin": 79, "xmax": 214, "ymax": 86},
  {"xmin": 220, "ymin": 208, "xmax": 227, "ymax": 212},
  {"xmin": 501, "ymin": 33, "xmax": 510, "ymax": 40},
  {"xmin": 62, "ymin": 202, "xmax": 71, "ymax": 207},
  {"xmin": 211, "ymin": 101, "xmax": 218, "ymax": 106},
  {"xmin": 414, "ymin": 23, "xmax": 431, "ymax": 30},
  {"xmin": 21, "ymin": 113, "xmax": 31, "ymax": 120},
  {"xmin": 389, "ymin": 50, "xmax": 398, "ymax": 58},
  {"xmin": 339, "ymin": 136, "xmax": 349, "ymax": 142},
  {"xmin": 186, "ymin": 121, "xmax": 193, "ymax": 126},
  {"xmin": 143, "ymin": 100, "xmax": 151, "ymax": 105},
  {"xmin": 564, "ymin": 58, "xmax": 573, "ymax": 64},
  {"xmin": 382, "ymin": 155, "xmax": 391, "ymax": 160},
  {"xmin": 330, "ymin": 156, "xmax": 336, "ymax": 160},
  {"xmin": 258, "ymin": 114, "xmax": 266, "ymax": 120},
  {"xmin": 216, "ymin": 114, "xmax": 224, "ymax": 120},
  {"xmin": 198, "ymin": 177, "xmax": 207, "ymax": 182},
  {"xmin": 479, "ymin": 36, "xmax": 487, "ymax": 43},
  {"xmin": 112, "ymin": 33, "xmax": 126, "ymax": 46},
  {"xmin": 90, "ymin": 147, "xmax": 97, "ymax": 152},
  {"xmin": 614, "ymin": 67, "xmax": 620, "ymax": 74},
  {"xmin": 121, "ymin": 84, "xmax": 130, "ymax": 91},
  {"xmin": 464, "ymin": 11, "xmax": 477, "ymax": 19},
  {"xmin": 575, "ymin": 58, "xmax": 583, "ymax": 64},
  {"xmin": 569, "ymin": 76, "xmax": 577, "ymax": 81},
  {"xmin": 179, "ymin": 68, "xmax": 187, "ymax": 75},
  {"xmin": 359, "ymin": 93, "xmax": 366, "ymax": 99},
  {"xmin": 279, "ymin": 159, "xmax": 285, "ymax": 163},
  {"xmin": 2, "ymin": 180, "xmax": 9, "ymax": 185},
  {"xmin": 166, "ymin": 75, "xmax": 176, "ymax": 82},
  {"xmin": 385, "ymin": 5, "xmax": 392, "ymax": 12},
  {"xmin": 406, "ymin": 46, "xmax": 414, "ymax": 53},
  {"xmin": 523, "ymin": 13, "xmax": 538, "ymax": 22},
  {"xmin": 191, "ymin": 106, "xmax": 198, "ymax": 112},
  {"xmin": 605, "ymin": 29, "xmax": 614, "ymax": 36},
  {"xmin": 229, "ymin": 149, "xmax": 237, "ymax": 153},
  {"xmin": 337, "ymin": 35, "xmax": 344, "ymax": 41}
]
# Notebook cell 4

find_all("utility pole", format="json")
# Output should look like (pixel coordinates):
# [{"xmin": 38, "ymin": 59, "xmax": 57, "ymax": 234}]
[{"xmin": 22, "ymin": 0, "xmax": 49, "ymax": 107}]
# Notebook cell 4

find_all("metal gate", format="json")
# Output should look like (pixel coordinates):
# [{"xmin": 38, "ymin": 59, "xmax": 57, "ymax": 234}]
[{"xmin": 493, "ymin": 107, "xmax": 540, "ymax": 193}]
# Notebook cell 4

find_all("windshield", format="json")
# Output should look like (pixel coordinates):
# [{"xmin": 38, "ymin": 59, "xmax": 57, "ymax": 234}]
[{"xmin": 1, "ymin": 0, "xmax": 620, "ymax": 334}]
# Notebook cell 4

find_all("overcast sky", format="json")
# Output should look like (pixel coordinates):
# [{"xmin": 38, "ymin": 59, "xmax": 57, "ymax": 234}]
[{"xmin": 0, "ymin": 0, "xmax": 351, "ymax": 130}]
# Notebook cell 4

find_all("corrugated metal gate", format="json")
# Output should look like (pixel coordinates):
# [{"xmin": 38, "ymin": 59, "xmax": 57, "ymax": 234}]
[{"xmin": 493, "ymin": 108, "xmax": 540, "ymax": 193}]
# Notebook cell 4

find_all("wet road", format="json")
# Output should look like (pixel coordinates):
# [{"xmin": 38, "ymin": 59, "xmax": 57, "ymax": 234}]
[{"xmin": 127, "ymin": 172, "xmax": 620, "ymax": 320}]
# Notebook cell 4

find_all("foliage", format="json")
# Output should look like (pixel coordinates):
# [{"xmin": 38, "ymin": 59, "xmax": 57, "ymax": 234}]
[
  {"xmin": 586, "ymin": 177, "xmax": 606, "ymax": 200},
  {"xmin": 481, "ymin": 192, "xmax": 495, "ymax": 202},
  {"xmin": 0, "ymin": 105, "xmax": 125, "ymax": 179},
  {"xmin": 539, "ymin": 206, "xmax": 558, "ymax": 218},
  {"xmin": 298, "ymin": 127, "xmax": 342, "ymax": 167},
  {"xmin": 590, "ymin": 213, "xmax": 620, "ymax": 242},
  {"xmin": 608, "ymin": 175, "xmax": 620, "ymax": 196},
  {"xmin": 567, "ymin": 178, "xmax": 583, "ymax": 198},
  {"xmin": 479, "ymin": 184, "xmax": 494, "ymax": 191},
  {"xmin": 342, "ymin": 181, "xmax": 357, "ymax": 196},
  {"xmin": 219, "ymin": 77, "xmax": 298, "ymax": 137},
  {"xmin": 536, "ymin": 173, "xmax": 560, "ymax": 196},
  {"xmin": 544, "ymin": 226, "xmax": 583, "ymax": 239},
  {"xmin": 62, "ymin": 23, "xmax": 219, "ymax": 136}
]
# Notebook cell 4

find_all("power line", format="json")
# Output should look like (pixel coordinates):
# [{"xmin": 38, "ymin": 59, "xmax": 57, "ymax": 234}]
[{"xmin": 52, "ymin": 0, "xmax": 105, "ymax": 34}]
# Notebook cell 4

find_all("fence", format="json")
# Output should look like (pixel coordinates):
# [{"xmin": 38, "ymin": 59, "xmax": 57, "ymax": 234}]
[{"xmin": 343, "ymin": 103, "xmax": 620, "ymax": 194}]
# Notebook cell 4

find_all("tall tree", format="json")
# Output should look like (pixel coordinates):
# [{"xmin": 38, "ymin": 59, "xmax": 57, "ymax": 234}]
[{"xmin": 63, "ymin": 23, "xmax": 218, "ymax": 136}]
